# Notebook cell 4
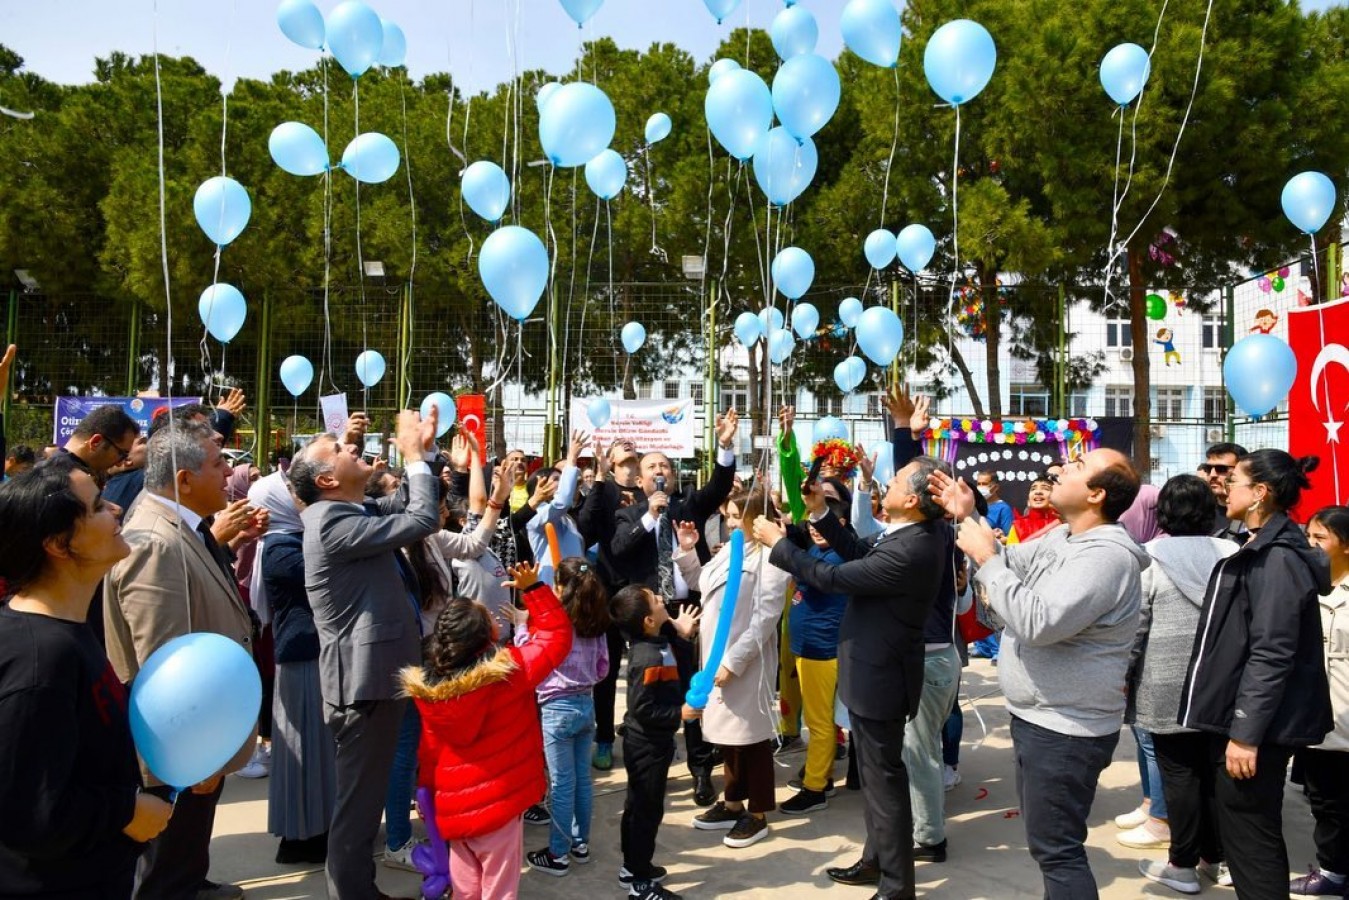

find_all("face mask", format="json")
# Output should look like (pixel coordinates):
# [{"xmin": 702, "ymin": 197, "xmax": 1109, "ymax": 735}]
[{"xmin": 977, "ymin": 486, "xmax": 992, "ymax": 498}]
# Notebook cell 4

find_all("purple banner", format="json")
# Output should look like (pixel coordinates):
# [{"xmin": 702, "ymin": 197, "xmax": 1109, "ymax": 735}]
[{"xmin": 53, "ymin": 396, "xmax": 203, "ymax": 444}]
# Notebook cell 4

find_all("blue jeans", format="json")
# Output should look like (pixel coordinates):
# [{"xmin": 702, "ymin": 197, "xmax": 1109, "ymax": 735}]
[
  {"xmin": 1131, "ymin": 725, "xmax": 1168, "ymax": 820},
  {"xmin": 542, "ymin": 693, "xmax": 596, "ymax": 858},
  {"xmin": 384, "ymin": 703, "xmax": 420, "ymax": 850}
]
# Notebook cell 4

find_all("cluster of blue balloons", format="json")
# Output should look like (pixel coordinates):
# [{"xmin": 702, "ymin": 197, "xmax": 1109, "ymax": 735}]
[
  {"xmin": 269, "ymin": 125, "xmax": 400, "ymax": 184},
  {"xmin": 1099, "ymin": 43, "xmax": 1151, "ymax": 107},
  {"xmin": 277, "ymin": 0, "xmax": 407, "ymax": 72},
  {"xmin": 280, "ymin": 355, "xmax": 314, "ymax": 397},
  {"xmin": 923, "ymin": 20, "xmax": 996, "ymax": 106},
  {"xmin": 863, "ymin": 224, "xmax": 936, "ymax": 272},
  {"xmin": 772, "ymin": 247, "xmax": 815, "ymax": 300},
  {"xmin": 833, "ymin": 356, "xmax": 867, "ymax": 393}
]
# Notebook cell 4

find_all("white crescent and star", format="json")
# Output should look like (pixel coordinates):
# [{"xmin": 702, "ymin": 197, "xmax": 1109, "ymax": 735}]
[
  {"xmin": 461, "ymin": 413, "xmax": 482, "ymax": 434},
  {"xmin": 1310, "ymin": 343, "xmax": 1349, "ymax": 444}
]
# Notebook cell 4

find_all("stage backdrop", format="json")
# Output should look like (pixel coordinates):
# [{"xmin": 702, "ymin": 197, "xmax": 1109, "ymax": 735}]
[
  {"xmin": 569, "ymin": 398, "xmax": 697, "ymax": 459},
  {"xmin": 1289, "ymin": 296, "xmax": 1349, "ymax": 519},
  {"xmin": 53, "ymin": 396, "xmax": 202, "ymax": 444}
]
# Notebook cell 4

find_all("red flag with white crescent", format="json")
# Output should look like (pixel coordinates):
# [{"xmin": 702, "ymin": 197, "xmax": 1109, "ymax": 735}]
[
  {"xmin": 457, "ymin": 394, "xmax": 487, "ymax": 454},
  {"xmin": 1287, "ymin": 296, "xmax": 1349, "ymax": 518}
]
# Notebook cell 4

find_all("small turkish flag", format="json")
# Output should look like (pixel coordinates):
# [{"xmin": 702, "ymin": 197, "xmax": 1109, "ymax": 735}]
[
  {"xmin": 457, "ymin": 394, "xmax": 487, "ymax": 454},
  {"xmin": 1288, "ymin": 297, "xmax": 1349, "ymax": 519}
]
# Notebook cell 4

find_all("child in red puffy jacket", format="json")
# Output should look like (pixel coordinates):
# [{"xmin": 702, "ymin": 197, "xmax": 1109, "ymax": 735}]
[{"xmin": 401, "ymin": 561, "xmax": 573, "ymax": 900}]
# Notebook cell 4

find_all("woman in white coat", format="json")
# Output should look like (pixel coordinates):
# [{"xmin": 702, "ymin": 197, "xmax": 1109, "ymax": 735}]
[{"xmin": 673, "ymin": 488, "xmax": 793, "ymax": 850}]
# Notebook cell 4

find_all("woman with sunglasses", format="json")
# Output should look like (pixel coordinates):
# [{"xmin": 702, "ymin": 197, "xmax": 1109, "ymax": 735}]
[{"xmin": 1175, "ymin": 449, "xmax": 1332, "ymax": 899}]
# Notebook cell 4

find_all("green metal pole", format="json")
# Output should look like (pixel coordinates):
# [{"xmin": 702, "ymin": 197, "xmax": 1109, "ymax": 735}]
[
  {"xmin": 1328, "ymin": 241, "xmax": 1341, "ymax": 303},
  {"xmin": 3, "ymin": 287, "xmax": 16, "ymax": 439},
  {"xmin": 1223, "ymin": 284, "xmax": 1236, "ymax": 441},
  {"xmin": 254, "ymin": 290, "xmax": 272, "ymax": 473},
  {"xmin": 1056, "ymin": 283, "xmax": 1067, "ymax": 418},
  {"xmin": 125, "ymin": 298, "xmax": 141, "ymax": 396}
]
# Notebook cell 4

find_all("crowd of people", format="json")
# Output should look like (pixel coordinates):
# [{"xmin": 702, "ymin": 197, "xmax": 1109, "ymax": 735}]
[{"xmin": 1, "ymin": 334, "xmax": 1347, "ymax": 900}]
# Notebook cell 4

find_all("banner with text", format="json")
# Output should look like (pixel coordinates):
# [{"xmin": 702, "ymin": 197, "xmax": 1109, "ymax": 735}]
[
  {"xmin": 53, "ymin": 396, "xmax": 202, "ymax": 444},
  {"xmin": 569, "ymin": 398, "xmax": 698, "ymax": 459}
]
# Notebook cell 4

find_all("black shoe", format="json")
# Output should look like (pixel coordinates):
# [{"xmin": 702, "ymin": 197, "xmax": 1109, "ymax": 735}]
[
  {"xmin": 629, "ymin": 881, "xmax": 682, "ymax": 900},
  {"xmin": 275, "ymin": 832, "xmax": 328, "ymax": 864},
  {"xmin": 835, "ymin": 741, "xmax": 848, "ymax": 760},
  {"xmin": 779, "ymin": 787, "xmax": 829, "ymax": 816},
  {"xmin": 913, "ymin": 839, "xmax": 947, "ymax": 863},
  {"xmin": 692, "ymin": 800, "xmax": 741, "ymax": 830},
  {"xmin": 619, "ymin": 864, "xmax": 668, "ymax": 885},
  {"xmin": 523, "ymin": 803, "xmax": 551, "ymax": 825},
  {"xmin": 787, "ymin": 770, "xmax": 837, "ymax": 797},
  {"xmin": 773, "ymin": 734, "xmax": 803, "ymax": 755},
  {"xmin": 692, "ymin": 773, "xmax": 716, "ymax": 807},
  {"xmin": 827, "ymin": 859, "xmax": 881, "ymax": 886}
]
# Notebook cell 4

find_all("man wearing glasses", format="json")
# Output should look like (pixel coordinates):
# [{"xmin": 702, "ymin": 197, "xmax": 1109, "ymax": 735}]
[
  {"xmin": 60, "ymin": 405, "xmax": 140, "ymax": 486},
  {"xmin": 1197, "ymin": 442, "xmax": 1247, "ymax": 541}
]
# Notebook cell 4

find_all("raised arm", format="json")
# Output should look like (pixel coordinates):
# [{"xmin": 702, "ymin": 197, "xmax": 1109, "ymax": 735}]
[{"xmin": 776, "ymin": 405, "xmax": 806, "ymax": 523}]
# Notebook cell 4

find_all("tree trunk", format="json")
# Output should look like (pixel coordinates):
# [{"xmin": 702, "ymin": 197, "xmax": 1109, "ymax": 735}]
[
  {"xmin": 947, "ymin": 339, "xmax": 986, "ymax": 418},
  {"xmin": 980, "ymin": 264, "xmax": 1003, "ymax": 419},
  {"xmin": 1127, "ymin": 246, "xmax": 1152, "ymax": 476}
]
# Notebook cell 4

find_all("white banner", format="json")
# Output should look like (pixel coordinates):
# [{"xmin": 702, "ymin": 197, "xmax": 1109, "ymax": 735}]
[{"xmin": 569, "ymin": 398, "xmax": 698, "ymax": 459}]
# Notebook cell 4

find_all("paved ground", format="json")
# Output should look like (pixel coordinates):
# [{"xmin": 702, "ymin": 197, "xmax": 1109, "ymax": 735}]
[{"xmin": 210, "ymin": 659, "xmax": 1318, "ymax": 898}]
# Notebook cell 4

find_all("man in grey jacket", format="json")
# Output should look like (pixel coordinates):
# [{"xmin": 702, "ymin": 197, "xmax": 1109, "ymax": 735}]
[
  {"xmin": 931, "ymin": 448, "xmax": 1147, "ymax": 900},
  {"xmin": 289, "ymin": 409, "xmax": 440, "ymax": 900}
]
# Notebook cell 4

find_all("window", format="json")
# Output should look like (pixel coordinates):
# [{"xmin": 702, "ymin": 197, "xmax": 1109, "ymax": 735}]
[
  {"xmin": 1010, "ymin": 384, "xmax": 1050, "ymax": 417},
  {"xmin": 1106, "ymin": 320, "xmax": 1132, "ymax": 348},
  {"xmin": 1105, "ymin": 386, "xmax": 1134, "ymax": 418},
  {"xmin": 1068, "ymin": 391, "xmax": 1090, "ymax": 417},
  {"xmin": 635, "ymin": 382, "xmax": 652, "ymax": 399},
  {"xmin": 817, "ymin": 394, "xmax": 843, "ymax": 417},
  {"xmin": 721, "ymin": 385, "xmax": 748, "ymax": 414},
  {"xmin": 866, "ymin": 393, "xmax": 886, "ymax": 418},
  {"xmin": 689, "ymin": 383, "xmax": 705, "ymax": 405},
  {"xmin": 662, "ymin": 380, "xmax": 682, "ymax": 400},
  {"xmin": 1202, "ymin": 315, "xmax": 1222, "ymax": 350},
  {"xmin": 1154, "ymin": 387, "xmax": 1184, "ymax": 421},
  {"xmin": 1203, "ymin": 387, "xmax": 1226, "ymax": 424}
]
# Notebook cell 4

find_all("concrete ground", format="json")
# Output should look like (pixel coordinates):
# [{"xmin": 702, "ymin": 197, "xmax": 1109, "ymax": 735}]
[{"xmin": 210, "ymin": 659, "xmax": 1318, "ymax": 898}]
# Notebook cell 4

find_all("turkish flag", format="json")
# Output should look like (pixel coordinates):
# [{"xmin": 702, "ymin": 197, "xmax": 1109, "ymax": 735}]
[
  {"xmin": 457, "ymin": 394, "xmax": 487, "ymax": 455},
  {"xmin": 1287, "ymin": 297, "xmax": 1349, "ymax": 519}
]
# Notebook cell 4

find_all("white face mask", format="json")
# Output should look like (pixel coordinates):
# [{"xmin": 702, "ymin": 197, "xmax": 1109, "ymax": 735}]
[{"xmin": 977, "ymin": 486, "xmax": 992, "ymax": 498}]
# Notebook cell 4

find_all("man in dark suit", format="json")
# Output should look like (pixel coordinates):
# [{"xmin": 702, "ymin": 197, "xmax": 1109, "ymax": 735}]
[
  {"xmin": 609, "ymin": 410, "xmax": 740, "ymax": 804},
  {"xmin": 754, "ymin": 456, "xmax": 951, "ymax": 900},
  {"xmin": 288, "ymin": 409, "xmax": 440, "ymax": 900}
]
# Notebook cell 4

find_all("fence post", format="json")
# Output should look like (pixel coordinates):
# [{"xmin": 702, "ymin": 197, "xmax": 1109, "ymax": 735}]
[
  {"xmin": 255, "ymin": 289, "xmax": 272, "ymax": 473},
  {"xmin": 1056, "ymin": 283, "xmax": 1067, "ymax": 417},
  {"xmin": 3, "ymin": 287, "xmax": 15, "ymax": 439},
  {"xmin": 1223, "ymin": 283, "xmax": 1235, "ymax": 442},
  {"xmin": 124, "ymin": 298, "xmax": 141, "ymax": 396},
  {"xmin": 1329, "ymin": 241, "xmax": 1341, "ymax": 302}
]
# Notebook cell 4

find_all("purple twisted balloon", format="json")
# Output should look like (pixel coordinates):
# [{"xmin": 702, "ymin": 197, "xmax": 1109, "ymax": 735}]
[{"xmin": 412, "ymin": 787, "xmax": 452, "ymax": 900}]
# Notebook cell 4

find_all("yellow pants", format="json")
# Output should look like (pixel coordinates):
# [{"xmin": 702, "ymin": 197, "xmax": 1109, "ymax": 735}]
[{"xmin": 796, "ymin": 656, "xmax": 839, "ymax": 792}]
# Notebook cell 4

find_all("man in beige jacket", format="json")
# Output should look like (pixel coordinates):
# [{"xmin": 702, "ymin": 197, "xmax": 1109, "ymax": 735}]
[{"xmin": 105, "ymin": 421, "xmax": 257, "ymax": 900}]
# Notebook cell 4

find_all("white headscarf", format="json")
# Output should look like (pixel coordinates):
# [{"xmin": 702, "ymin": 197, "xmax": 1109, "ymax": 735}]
[{"xmin": 246, "ymin": 471, "xmax": 304, "ymax": 625}]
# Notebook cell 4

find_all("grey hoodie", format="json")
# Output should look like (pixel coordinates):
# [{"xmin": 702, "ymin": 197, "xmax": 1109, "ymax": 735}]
[{"xmin": 974, "ymin": 522, "xmax": 1149, "ymax": 737}]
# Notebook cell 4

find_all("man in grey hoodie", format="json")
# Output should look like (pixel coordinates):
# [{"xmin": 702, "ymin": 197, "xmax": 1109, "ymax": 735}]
[{"xmin": 931, "ymin": 448, "xmax": 1147, "ymax": 900}]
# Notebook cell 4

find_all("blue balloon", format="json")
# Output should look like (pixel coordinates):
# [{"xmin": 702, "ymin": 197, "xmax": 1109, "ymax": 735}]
[
  {"xmin": 539, "ymin": 83, "xmax": 616, "ymax": 168},
  {"xmin": 834, "ymin": 359, "xmax": 858, "ymax": 393},
  {"xmin": 873, "ymin": 437, "xmax": 895, "ymax": 484},
  {"xmin": 772, "ymin": 247, "xmax": 815, "ymax": 300},
  {"xmin": 536, "ymin": 82, "xmax": 561, "ymax": 112},
  {"xmin": 559, "ymin": 0, "xmax": 603, "ymax": 26},
  {"xmin": 269, "ymin": 122, "xmax": 328, "ymax": 176},
  {"xmin": 705, "ymin": 68, "xmax": 773, "ymax": 160},
  {"xmin": 1224, "ymin": 334, "xmax": 1297, "ymax": 417},
  {"xmin": 326, "ymin": 0, "xmax": 384, "ymax": 78},
  {"xmin": 758, "ymin": 307, "xmax": 785, "ymax": 334},
  {"xmin": 130, "ymin": 633, "xmax": 261, "ymax": 789},
  {"xmin": 814, "ymin": 415, "xmax": 849, "ymax": 443},
  {"xmin": 895, "ymin": 224, "xmax": 936, "ymax": 271},
  {"xmin": 772, "ymin": 53, "xmax": 840, "ymax": 141},
  {"xmin": 923, "ymin": 19, "xmax": 997, "ymax": 105},
  {"xmin": 792, "ymin": 302, "xmax": 820, "ymax": 340},
  {"xmin": 707, "ymin": 58, "xmax": 740, "ymax": 84},
  {"xmin": 420, "ymin": 392, "xmax": 456, "ymax": 437},
  {"xmin": 193, "ymin": 176, "xmax": 251, "ymax": 246},
  {"xmin": 841, "ymin": 0, "xmax": 902, "ymax": 67},
  {"xmin": 771, "ymin": 6, "xmax": 818, "ymax": 59},
  {"xmin": 355, "ymin": 349, "xmax": 385, "ymax": 387},
  {"xmin": 856, "ymin": 307, "xmax": 904, "ymax": 365},
  {"xmin": 1281, "ymin": 171, "xmax": 1337, "ymax": 235},
  {"xmin": 645, "ymin": 112, "xmax": 672, "ymax": 144},
  {"xmin": 1099, "ymin": 43, "xmax": 1150, "ymax": 106},
  {"xmin": 378, "ymin": 19, "xmax": 407, "ymax": 68},
  {"xmin": 277, "ymin": 0, "xmax": 325, "ymax": 50},
  {"xmin": 621, "ymin": 322, "xmax": 647, "ymax": 354},
  {"xmin": 197, "ymin": 284, "xmax": 247, "ymax": 343},
  {"xmin": 587, "ymin": 397, "xmax": 612, "ymax": 428},
  {"xmin": 585, "ymin": 149, "xmax": 628, "ymax": 200},
  {"xmin": 864, "ymin": 229, "xmax": 897, "ymax": 268},
  {"xmin": 686, "ymin": 530, "xmax": 745, "ymax": 709},
  {"xmin": 752, "ymin": 127, "xmax": 817, "ymax": 206},
  {"xmin": 461, "ymin": 160, "xmax": 512, "ymax": 222},
  {"xmin": 279, "ymin": 355, "xmax": 313, "ymax": 397},
  {"xmin": 839, "ymin": 296, "xmax": 863, "ymax": 328},
  {"xmin": 734, "ymin": 311, "xmax": 764, "ymax": 346},
  {"xmin": 846, "ymin": 355, "xmax": 867, "ymax": 385},
  {"xmin": 479, "ymin": 226, "xmax": 549, "ymax": 321},
  {"xmin": 340, "ymin": 133, "xmax": 400, "ymax": 184},
  {"xmin": 703, "ymin": 0, "xmax": 742, "ymax": 24},
  {"xmin": 769, "ymin": 328, "xmax": 796, "ymax": 364}
]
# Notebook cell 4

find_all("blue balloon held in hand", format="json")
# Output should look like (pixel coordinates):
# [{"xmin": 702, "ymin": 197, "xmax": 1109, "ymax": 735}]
[
  {"xmin": 734, "ymin": 311, "xmax": 764, "ymax": 346},
  {"xmin": 585, "ymin": 149, "xmax": 628, "ymax": 200},
  {"xmin": 197, "ymin": 284, "xmax": 247, "ymax": 343},
  {"xmin": 1224, "ymin": 334, "xmax": 1297, "ymax": 418},
  {"xmin": 193, "ymin": 176, "xmax": 251, "ymax": 246},
  {"xmin": 326, "ymin": 1, "xmax": 384, "ymax": 78},
  {"xmin": 461, "ymin": 161, "xmax": 512, "ymax": 222},
  {"xmin": 279, "ymin": 356, "xmax": 313, "ymax": 397},
  {"xmin": 772, "ymin": 53, "xmax": 840, "ymax": 141},
  {"xmin": 705, "ymin": 68, "xmax": 773, "ymax": 160},
  {"xmin": 587, "ymin": 397, "xmax": 612, "ymax": 428},
  {"xmin": 479, "ymin": 226, "xmax": 549, "ymax": 321},
  {"xmin": 924, "ymin": 19, "xmax": 997, "ymax": 105},
  {"xmin": 838, "ymin": 296, "xmax": 863, "ymax": 328},
  {"xmin": 341, "ymin": 133, "xmax": 400, "ymax": 184},
  {"xmin": 841, "ymin": 0, "xmax": 902, "ymax": 67},
  {"xmin": 1099, "ymin": 43, "xmax": 1150, "ymax": 107},
  {"xmin": 770, "ymin": 6, "xmax": 818, "ymax": 59},
  {"xmin": 130, "ymin": 633, "xmax": 261, "ymax": 789},
  {"xmin": 771, "ymin": 247, "xmax": 815, "ymax": 300},
  {"xmin": 686, "ymin": 530, "xmax": 745, "ymax": 710},
  {"xmin": 420, "ymin": 392, "xmax": 456, "ymax": 437},
  {"xmin": 769, "ymin": 328, "xmax": 796, "ymax": 364},
  {"xmin": 752, "ymin": 127, "xmax": 817, "ymax": 206},
  {"xmin": 377, "ymin": 19, "xmax": 407, "ymax": 68},
  {"xmin": 1281, "ymin": 171, "xmax": 1337, "ymax": 235},
  {"xmin": 856, "ymin": 306, "xmax": 905, "ymax": 366},
  {"xmin": 792, "ymin": 302, "xmax": 820, "ymax": 340},
  {"xmin": 895, "ymin": 224, "xmax": 936, "ymax": 271},
  {"xmin": 621, "ymin": 322, "xmax": 647, "ymax": 354},
  {"xmin": 559, "ymin": 0, "xmax": 603, "ymax": 26},
  {"xmin": 539, "ymin": 82, "xmax": 616, "ymax": 168},
  {"xmin": 645, "ymin": 112, "xmax": 672, "ymax": 144},
  {"xmin": 277, "ymin": 0, "xmax": 325, "ymax": 50},
  {"xmin": 814, "ymin": 415, "xmax": 849, "ymax": 443},
  {"xmin": 355, "ymin": 350, "xmax": 385, "ymax": 387},
  {"xmin": 864, "ymin": 229, "xmax": 896, "ymax": 268},
  {"xmin": 269, "ymin": 122, "xmax": 328, "ymax": 176}
]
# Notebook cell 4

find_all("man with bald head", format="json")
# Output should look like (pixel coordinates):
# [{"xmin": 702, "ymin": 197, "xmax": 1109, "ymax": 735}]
[{"xmin": 930, "ymin": 448, "xmax": 1149, "ymax": 900}]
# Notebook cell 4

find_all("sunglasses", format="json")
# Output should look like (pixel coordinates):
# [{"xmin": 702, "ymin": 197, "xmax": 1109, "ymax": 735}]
[{"xmin": 1198, "ymin": 463, "xmax": 1233, "ymax": 476}]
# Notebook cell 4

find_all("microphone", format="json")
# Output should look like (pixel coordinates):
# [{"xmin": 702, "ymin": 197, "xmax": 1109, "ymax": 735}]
[{"xmin": 655, "ymin": 476, "xmax": 666, "ymax": 493}]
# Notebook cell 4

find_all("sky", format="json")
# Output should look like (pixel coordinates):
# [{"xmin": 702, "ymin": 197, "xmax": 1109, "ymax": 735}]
[{"xmin": 4, "ymin": 0, "xmax": 1340, "ymax": 96}]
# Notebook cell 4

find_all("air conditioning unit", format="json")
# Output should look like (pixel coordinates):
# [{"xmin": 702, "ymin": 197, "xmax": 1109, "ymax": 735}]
[
  {"xmin": 1149, "ymin": 424, "xmax": 1167, "ymax": 439},
  {"xmin": 1119, "ymin": 347, "xmax": 1134, "ymax": 362},
  {"xmin": 1206, "ymin": 428, "xmax": 1225, "ymax": 442}
]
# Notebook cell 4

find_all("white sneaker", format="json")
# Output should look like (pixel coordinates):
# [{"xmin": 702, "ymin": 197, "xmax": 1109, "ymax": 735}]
[
  {"xmin": 943, "ymin": 765, "xmax": 961, "ymax": 792},
  {"xmin": 1113, "ymin": 804, "xmax": 1150, "ymax": 829},
  {"xmin": 234, "ymin": 743, "xmax": 271, "ymax": 779},
  {"xmin": 1198, "ymin": 859, "xmax": 1232, "ymax": 887},
  {"xmin": 382, "ymin": 838, "xmax": 422, "ymax": 872},
  {"xmin": 1117, "ymin": 820, "xmax": 1171, "ymax": 849},
  {"xmin": 1139, "ymin": 859, "xmax": 1201, "ymax": 895}
]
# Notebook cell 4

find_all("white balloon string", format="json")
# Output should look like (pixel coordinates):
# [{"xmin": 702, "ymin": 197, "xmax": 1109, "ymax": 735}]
[
  {"xmin": 321, "ymin": 56, "xmax": 337, "ymax": 399},
  {"xmin": 400, "ymin": 70, "xmax": 418, "ymax": 408},
  {"xmin": 353, "ymin": 80, "xmax": 366, "ymax": 401},
  {"xmin": 560, "ymin": 170, "xmax": 580, "ymax": 417},
  {"xmin": 198, "ymin": 0, "xmax": 238, "ymax": 384},
  {"xmin": 575, "ymin": 197, "xmax": 601, "ymax": 381},
  {"xmin": 946, "ymin": 103, "xmax": 962, "ymax": 369},
  {"xmin": 1102, "ymin": 110, "xmax": 1127, "ymax": 310},
  {"xmin": 1310, "ymin": 237, "xmax": 1340, "ymax": 500},
  {"xmin": 879, "ymin": 65, "xmax": 901, "ymax": 228}
]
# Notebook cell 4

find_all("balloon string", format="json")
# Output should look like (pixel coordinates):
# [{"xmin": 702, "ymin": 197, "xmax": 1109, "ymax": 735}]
[
  {"xmin": 1310, "ymin": 237, "xmax": 1340, "ymax": 501},
  {"xmin": 198, "ymin": 0, "xmax": 239, "ymax": 385},
  {"xmin": 400, "ymin": 70, "xmax": 418, "ymax": 408},
  {"xmin": 946, "ymin": 103, "xmax": 961, "ymax": 369},
  {"xmin": 1102, "ymin": 110, "xmax": 1127, "ymax": 310},
  {"xmin": 576, "ymin": 197, "xmax": 600, "ymax": 381},
  {"xmin": 353, "ymin": 79, "xmax": 367, "ymax": 398},
  {"xmin": 320, "ymin": 55, "xmax": 337, "ymax": 399},
  {"xmin": 878, "ymin": 65, "xmax": 901, "ymax": 228}
]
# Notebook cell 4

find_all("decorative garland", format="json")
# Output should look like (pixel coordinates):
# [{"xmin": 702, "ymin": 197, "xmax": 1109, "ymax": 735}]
[{"xmin": 920, "ymin": 416, "xmax": 1100, "ymax": 446}]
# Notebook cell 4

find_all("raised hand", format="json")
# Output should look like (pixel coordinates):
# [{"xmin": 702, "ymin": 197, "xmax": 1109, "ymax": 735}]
[
  {"xmin": 675, "ymin": 519, "xmax": 700, "ymax": 553},
  {"xmin": 211, "ymin": 499, "xmax": 254, "ymax": 545},
  {"xmin": 857, "ymin": 445, "xmax": 877, "ymax": 490},
  {"xmin": 531, "ymin": 476, "xmax": 558, "ymax": 506},
  {"xmin": 928, "ymin": 468, "xmax": 976, "ymax": 521},
  {"xmin": 910, "ymin": 394, "xmax": 931, "ymax": 436},
  {"xmin": 778, "ymin": 404, "xmax": 795, "ymax": 433},
  {"xmin": 716, "ymin": 409, "xmax": 739, "ymax": 448},
  {"xmin": 752, "ymin": 514, "xmax": 786, "ymax": 549},
  {"xmin": 503, "ymin": 561, "xmax": 542, "ymax": 591},
  {"xmin": 672, "ymin": 603, "xmax": 701, "ymax": 638},
  {"xmin": 491, "ymin": 462, "xmax": 517, "ymax": 503},
  {"xmin": 593, "ymin": 436, "xmax": 610, "ymax": 480},
  {"xmin": 0, "ymin": 344, "xmax": 15, "ymax": 394},
  {"xmin": 567, "ymin": 429, "xmax": 589, "ymax": 465},
  {"xmin": 395, "ymin": 409, "xmax": 430, "ymax": 460},
  {"xmin": 884, "ymin": 383, "xmax": 915, "ymax": 425},
  {"xmin": 342, "ymin": 412, "xmax": 371, "ymax": 446},
  {"xmin": 218, "ymin": 387, "xmax": 247, "ymax": 417},
  {"xmin": 449, "ymin": 434, "xmax": 473, "ymax": 471}
]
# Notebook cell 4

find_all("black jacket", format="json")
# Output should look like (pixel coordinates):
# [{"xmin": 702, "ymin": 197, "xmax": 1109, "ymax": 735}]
[
  {"xmin": 622, "ymin": 634, "xmax": 684, "ymax": 739},
  {"xmin": 577, "ymin": 479, "xmax": 643, "ymax": 591},
  {"xmin": 609, "ymin": 462, "xmax": 735, "ymax": 593},
  {"xmin": 771, "ymin": 513, "xmax": 947, "ymax": 722},
  {"xmin": 1178, "ymin": 512, "xmax": 1333, "ymax": 747}
]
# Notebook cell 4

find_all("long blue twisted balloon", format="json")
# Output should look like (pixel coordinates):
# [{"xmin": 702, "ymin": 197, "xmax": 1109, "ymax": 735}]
[{"xmin": 687, "ymin": 529, "xmax": 745, "ymax": 709}]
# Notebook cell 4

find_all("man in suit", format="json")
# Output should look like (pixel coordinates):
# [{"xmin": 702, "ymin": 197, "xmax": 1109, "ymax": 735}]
[
  {"xmin": 609, "ymin": 410, "xmax": 740, "ymax": 805},
  {"xmin": 754, "ymin": 456, "xmax": 951, "ymax": 900},
  {"xmin": 288, "ymin": 408, "xmax": 439, "ymax": 900},
  {"xmin": 104, "ymin": 420, "xmax": 257, "ymax": 900}
]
